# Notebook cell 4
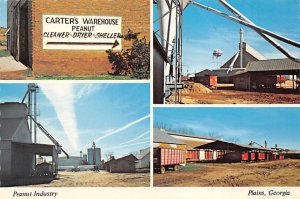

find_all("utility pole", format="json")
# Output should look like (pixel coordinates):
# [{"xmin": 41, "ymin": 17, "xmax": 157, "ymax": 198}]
[{"xmin": 240, "ymin": 28, "xmax": 243, "ymax": 68}]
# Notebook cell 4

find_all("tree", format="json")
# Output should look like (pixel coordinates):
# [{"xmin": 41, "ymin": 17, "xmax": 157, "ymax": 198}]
[
  {"xmin": 105, "ymin": 152, "xmax": 114, "ymax": 161},
  {"xmin": 207, "ymin": 131, "xmax": 224, "ymax": 139},
  {"xmin": 227, "ymin": 137, "xmax": 240, "ymax": 143},
  {"xmin": 106, "ymin": 29, "xmax": 150, "ymax": 79},
  {"xmin": 154, "ymin": 122, "xmax": 194, "ymax": 135}
]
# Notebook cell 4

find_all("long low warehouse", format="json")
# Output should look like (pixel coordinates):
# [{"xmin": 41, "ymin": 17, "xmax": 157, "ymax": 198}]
[{"xmin": 153, "ymin": 128, "xmax": 290, "ymax": 174}]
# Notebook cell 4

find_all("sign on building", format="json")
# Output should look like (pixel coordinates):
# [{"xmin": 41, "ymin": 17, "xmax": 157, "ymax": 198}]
[{"xmin": 43, "ymin": 15, "xmax": 122, "ymax": 50}]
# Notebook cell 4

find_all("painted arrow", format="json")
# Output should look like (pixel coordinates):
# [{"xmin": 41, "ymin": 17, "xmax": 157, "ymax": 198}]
[{"xmin": 46, "ymin": 40, "xmax": 120, "ymax": 48}]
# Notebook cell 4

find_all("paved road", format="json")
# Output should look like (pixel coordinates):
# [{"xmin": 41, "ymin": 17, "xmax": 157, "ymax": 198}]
[{"xmin": 0, "ymin": 56, "xmax": 27, "ymax": 72}]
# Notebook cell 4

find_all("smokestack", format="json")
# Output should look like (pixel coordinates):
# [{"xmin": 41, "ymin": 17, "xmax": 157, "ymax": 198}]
[
  {"xmin": 265, "ymin": 141, "xmax": 267, "ymax": 148},
  {"xmin": 240, "ymin": 28, "xmax": 243, "ymax": 68}
]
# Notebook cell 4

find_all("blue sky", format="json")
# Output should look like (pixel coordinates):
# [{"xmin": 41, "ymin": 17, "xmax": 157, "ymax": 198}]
[
  {"xmin": 0, "ymin": 83, "xmax": 150, "ymax": 160},
  {"xmin": 0, "ymin": 0, "xmax": 6, "ymax": 27},
  {"xmin": 154, "ymin": 0, "xmax": 300, "ymax": 74},
  {"xmin": 154, "ymin": 107, "xmax": 300, "ymax": 150}
]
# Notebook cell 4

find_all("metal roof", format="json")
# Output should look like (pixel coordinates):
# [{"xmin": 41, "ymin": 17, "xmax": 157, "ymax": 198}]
[
  {"xmin": 153, "ymin": 128, "xmax": 186, "ymax": 145},
  {"xmin": 195, "ymin": 68, "xmax": 245, "ymax": 77},
  {"xmin": 195, "ymin": 140, "xmax": 273, "ymax": 152},
  {"xmin": 167, "ymin": 131, "xmax": 218, "ymax": 141},
  {"xmin": 0, "ymin": 103, "xmax": 32, "ymax": 143},
  {"xmin": 136, "ymin": 147, "xmax": 150, "ymax": 159},
  {"xmin": 221, "ymin": 43, "xmax": 266, "ymax": 69},
  {"xmin": 105, "ymin": 154, "xmax": 138, "ymax": 165},
  {"xmin": 246, "ymin": 58, "xmax": 300, "ymax": 72},
  {"xmin": 12, "ymin": 141, "xmax": 55, "ymax": 156}
]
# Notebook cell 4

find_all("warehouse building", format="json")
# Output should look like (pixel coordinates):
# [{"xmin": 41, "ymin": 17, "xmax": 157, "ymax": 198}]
[
  {"xmin": 232, "ymin": 58, "xmax": 300, "ymax": 92},
  {"xmin": 166, "ymin": 132, "xmax": 218, "ymax": 162},
  {"xmin": 104, "ymin": 154, "xmax": 138, "ymax": 173},
  {"xmin": 194, "ymin": 42, "xmax": 266, "ymax": 85},
  {"xmin": 58, "ymin": 156, "xmax": 82, "ymax": 167},
  {"xmin": 0, "ymin": 103, "xmax": 58, "ymax": 186},
  {"xmin": 282, "ymin": 150, "xmax": 300, "ymax": 159},
  {"xmin": 195, "ymin": 140, "xmax": 280, "ymax": 162},
  {"xmin": 7, "ymin": 0, "xmax": 150, "ymax": 76},
  {"xmin": 135, "ymin": 147, "xmax": 150, "ymax": 172}
]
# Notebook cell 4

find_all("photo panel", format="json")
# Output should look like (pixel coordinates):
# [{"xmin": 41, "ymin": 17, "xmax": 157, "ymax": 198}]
[
  {"xmin": 153, "ymin": 107, "xmax": 300, "ymax": 187},
  {"xmin": 1, "ymin": 0, "xmax": 150, "ymax": 80},
  {"xmin": 0, "ymin": 82, "xmax": 150, "ymax": 187},
  {"xmin": 153, "ymin": 0, "xmax": 300, "ymax": 104}
]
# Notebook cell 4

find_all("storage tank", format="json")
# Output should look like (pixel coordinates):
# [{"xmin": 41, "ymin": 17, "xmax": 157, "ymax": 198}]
[
  {"xmin": 87, "ymin": 142, "xmax": 101, "ymax": 166},
  {"xmin": 87, "ymin": 148, "xmax": 94, "ymax": 165},
  {"xmin": 82, "ymin": 154, "xmax": 87, "ymax": 162},
  {"xmin": 157, "ymin": 0, "xmax": 190, "ymax": 77}
]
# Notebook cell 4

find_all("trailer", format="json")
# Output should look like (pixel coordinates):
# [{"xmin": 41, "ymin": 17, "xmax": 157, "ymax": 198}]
[
  {"xmin": 154, "ymin": 148, "xmax": 185, "ymax": 174},
  {"xmin": 194, "ymin": 75, "xmax": 218, "ymax": 88}
]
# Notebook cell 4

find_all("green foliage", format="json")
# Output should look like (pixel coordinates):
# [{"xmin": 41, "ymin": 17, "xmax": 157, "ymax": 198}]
[
  {"xmin": 0, "ymin": 50, "xmax": 10, "ymax": 57},
  {"xmin": 36, "ymin": 75, "xmax": 132, "ymax": 80},
  {"xmin": 106, "ymin": 29, "xmax": 150, "ymax": 79}
]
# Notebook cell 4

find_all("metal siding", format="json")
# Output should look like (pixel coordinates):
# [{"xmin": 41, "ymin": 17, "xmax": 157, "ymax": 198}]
[{"xmin": 247, "ymin": 58, "xmax": 300, "ymax": 72}]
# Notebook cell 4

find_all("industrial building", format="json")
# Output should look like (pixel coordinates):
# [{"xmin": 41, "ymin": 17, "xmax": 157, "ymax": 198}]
[
  {"xmin": 232, "ymin": 58, "xmax": 300, "ymax": 92},
  {"xmin": 58, "ymin": 142, "xmax": 102, "ymax": 171},
  {"xmin": 7, "ymin": 0, "xmax": 150, "ymax": 76},
  {"xmin": 153, "ymin": 33, "xmax": 167, "ymax": 104},
  {"xmin": 104, "ymin": 154, "xmax": 138, "ymax": 173},
  {"xmin": 166, "ymin": 132, "xmax": 218, "ymax": 162},
  {"xmin": 0, "ymin": 103, "xmax": 58, "ymax": 186},
  {"xmin": 153, "ymin": 128, "xmax": 295, "ymax": 174},
  {"xmin": 135, "ymin": 147, "xmax": 150, "ymax": 172},
  {"xmin": 195, "ymin": 140, "xmax": 279, "ymax": 162},
  {"xmin": 0, "ymin": 84, "xmax": 69, "ymax": 186},
  {"xmin": 194, "ymin": 31, "xmax": 267, "ymax": 85}
]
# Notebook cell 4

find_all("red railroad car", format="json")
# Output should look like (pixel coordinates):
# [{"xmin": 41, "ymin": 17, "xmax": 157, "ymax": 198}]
[
  {"xmin": 187, "ymin": 150, "xmax": 199, "ymax": 161},
  {"xmin": 258, "ymin": 152, "xmax": 265, "ymax": 161},
  {"xmin": 279, "ymin": 155, "xmax": 284, "ymax": 160},
  {"xmin": 205, "ymin": 150, "xmax": 213, "ymax": 160},
  {"xmin": 250, "ymin": 152, "xmax": 256, "ymax": 161},
  {"xmin": 241, "ymin": 152, "xmax": 249, "ymax": 161},
  {"xmin": 194, "ymin": 75, "xmax": 218, "ymax": 87},
  {"xmin": 153, "ymin": 148, "xmax": 185, "ymax": 174}
]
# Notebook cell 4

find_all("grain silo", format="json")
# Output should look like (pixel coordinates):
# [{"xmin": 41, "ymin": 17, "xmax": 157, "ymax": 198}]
[
  {"xmin": 82, "ymin": 154, "xmax": 88, "ymax": 163},
  {"xmin": 87, "ymin": 142, "xmax": 101, "ymax": 166}
]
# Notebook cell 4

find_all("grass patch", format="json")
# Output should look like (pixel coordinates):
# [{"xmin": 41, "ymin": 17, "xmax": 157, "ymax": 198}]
[
  {"xmin": 36, "ymin": 75, "xmax": 134, "ymax": 80},
  {"xmin": 182, "ymin": 164, "xmax": 206, "ymax": 171},
  {"xmin": 0, "ymin": 50, "xmax": 10, "ymax": 57}
]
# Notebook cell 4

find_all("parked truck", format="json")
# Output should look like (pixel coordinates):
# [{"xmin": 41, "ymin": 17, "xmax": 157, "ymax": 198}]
[{"xmin": 153, "ymin": 148, "xmax": 185, "ymax": 174}]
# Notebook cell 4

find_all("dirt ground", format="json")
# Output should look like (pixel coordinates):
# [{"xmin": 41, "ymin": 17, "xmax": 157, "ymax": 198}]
[
  {"xmin": 180, "ymin": 83, "xmax": 300, "ymax": 104},
  {"xmin": 33, "ymin": 171, "xmax": 150, "ymax": 187},
  {"xmin": 154, "ymin": 159, "xmax": 300, "ymax": 187}
]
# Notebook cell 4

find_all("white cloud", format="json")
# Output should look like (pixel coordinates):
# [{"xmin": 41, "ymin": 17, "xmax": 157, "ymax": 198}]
[
  {"xmin": 122, "ymin": 130, "xmax": 150, "ymax": 144},
  {"xmin": 39, "ymin": 83, "xmax": 79, "ymax": 149},
  {"xmin": 80, "ymin": 114, "xmax": 150, "ymax": 149},
  {"xmin": 39, "ymin": 83, "xmax": 105, "ymax": 150},
  {"xmin": 103, "ymin": 140, "xmax": 149, "ymax": 152},
  {"xmin": 75, "ymin": 84, "xmax": 102, "ymax": 100}
]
